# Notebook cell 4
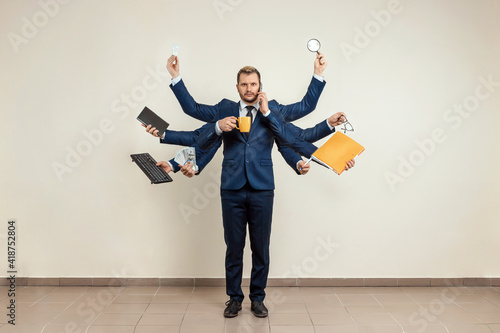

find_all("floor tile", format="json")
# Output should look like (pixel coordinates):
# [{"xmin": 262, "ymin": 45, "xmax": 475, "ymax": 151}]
[
  {"xmin": 104, "ymin": 303, "xmax": 149, "ymax": 313},
  {"xmin": 302, "ymin": 294, "xmax": 342, "ymax": 305},
  {"xmin": 50, "ymin": 287, "xmax": 90, "ymax": 294},
  {"xmin": 445, "ymin": 324, "xmax": 494, "ymax": 333},
  {"xmin": 269, "ymin": 313, "xmax": 311, "ymax": 326},
  {"xmin": 16, "ymin": 311, "xmax": 59, "ymax": 324},
  {"xmin": 50, "ymin": 308, "xmax": 98, "ymax": 325},
  {"xmin": 42, "ymin": 325, "xmax": 89, "ymax": 333},
  {"xmin": 351, "ymin": 312, "xmax": 399, "ymax": 325},
  {"xmin": 226, "ymin": 326, "xmax": 270, "ymax": 333},
  {"xmin": 473, "ymin": 312, "xmax": 500, "ymax": 324},
  {"xmin": 192, "ymin": 287, "xmax": 226, "ymax": 294},
  {"xmin": 145, "ymin": 302, "xmax": 188, "ymax": 313},
  {"xmin": 92, "ymin": 313, "xmax": 142, "ymax": 326},
  {"xmin": 137, "ymin": 313, "xmax": 184, "ymax": 326},
  {"xmin": 269, "ymin": 303, "xmax": 308, "ymax": 314},
  {"xmin": 400, "ymin": 287, "xmax": 441, "ymax": 294},
  {"xmin": 121, "ymin": 286, "xmax": 160, "ymax": 295},
  {"xmin": 180, "ymin": 325, "xmax": 225, "ymax": 333},
  {"xmin": 39, "ymin": 293, "xmax": 84, "ymax": 303},
  {"xmin": 269, "ymin": 294, "xmax": 304, "ymax": 303},
  {"xmin": 297, "ymin": 287, "xmax": 335, "ymax": 295},
  {"xmin": 151, "ymin": 294, "xmax": 191, "ymax": 303},
  {"xmin": 435, "ymin": 312, "xmax": 483, "ymax": 324},
  {"xmin": 337, "ymin": 294, "xmax": 380, "ymax": 306},
  {"xmin": 135, "ymin": 326, "xmax": 180, "ymax": 333},
  {"xmin": 15, "ymin": 294, "xmax": 47, "ymax": 302},
  {"xmin": 189, "ymin": 293, "xmax": 230, "ymax": 304},
  {"xmin": 112, "ymin": 294, "xmax": 153, "ymax": 304},
  {"xmin": 305, "ymin": 303, "xmax": 346, "ymax": 314},
  {"xmin": 182, "ymin": 313, "xmax": 226, "ymax": 326},
  {"xmin": 269, "ymin": 326, "xmax": 314, "ymax": 333},
  {"xmin": 157, "ymin": 286, "xmax": 194, "ymax": 295},
  {"xmin": 0, "ymin": 324, "xmax": 45, "ymax": 332},
  {"xmin": 309, "ymin": 312, "xmax": 355, "ymax": 325},
  {"xmin": 460, "ymin": 301, "xmax": 500, "ymax": 312},
  {"xmin": 314, "ymin": 325, "xmax": 359, "ymax": 333},
  {"xmin": 345, "ymin": 304, "xmax": 387, "ymax": 314},
  {"xmin": 451, "ymin": 295, "xmax": 488, "ymax": 303},
  {"xmin": 373, "ymin": 294, "xmax": 417, "ymax": 305},
  {"xmin": 390, "ymin": 310, "xmax": 438, "ymax": 325},
  {"xmin": 87, "ymin": 327, "xmax": 135, "ymax": 333},
  {"xmin": 84, "ymin": 287, "xmax": 124, "ymax": 295},
  {"xmin": 365, "ymin": 287, "xmax": 405, "ymax": 294},
  {"xmin": 490, "ymin": 324, "xmax": 500, "ymax": 332},
  {"xmin": 357, "ymin": 325, "xmax": 403, "ymax": 333},
  {"xmin": 186, "ymin": 303, "xmax": 225, "ymax": 314},
  {"xmin": 23, "ymin": 302, "xmax": 71, "ymax": 313},
  {"xmin": 400, "ymin": 324, "xmax": 448, "ymax": 333}
]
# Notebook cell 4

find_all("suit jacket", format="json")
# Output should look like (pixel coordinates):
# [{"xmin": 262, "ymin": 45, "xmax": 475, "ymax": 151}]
[
  {"xmin": 197, "ymin": 104, "xmax": 334, "ymax": 190},
  {"xmin": 170, "ymin": 77, "xmax": 326, "ymax": 123}
]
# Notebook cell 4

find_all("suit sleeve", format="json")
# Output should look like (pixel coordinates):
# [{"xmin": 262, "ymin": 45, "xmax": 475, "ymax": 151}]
[
  {"xmin": 263, "ymin": 110, "xmax": 317, "ymax": 158},
  {"xmin": 276, "ymin": 140, "xmax": 302, "ymax": 175},
  {"xmin": 287, "ymin": 120, "xmax": 334, "ymax": 143},
  {"xmin": 160, "ymin": 123, "xmax": 214, "ymax": 146},
  {"xmin": 272, "ymin": 77, "xmax": 326, "ymax": 122},
  {"xmin": 170, "ymin": 79, "xmax": 223, "ymax": 122},
  {"xmin": 197, "ymin": 122, "xmax": 221, "ymax": 151},
  {"xmin": 195, "ymin": 141, "xmax": 222, "ymax": 174}
]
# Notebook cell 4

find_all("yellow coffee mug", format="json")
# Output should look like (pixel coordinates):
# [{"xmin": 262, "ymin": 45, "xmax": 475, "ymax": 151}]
[{"xmin": 235, "ymin": 116, "xmax": 251, "ymax": 133}]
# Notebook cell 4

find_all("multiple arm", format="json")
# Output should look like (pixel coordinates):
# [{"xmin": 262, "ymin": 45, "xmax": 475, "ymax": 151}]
[{"xmin": 144, "ymin": 52, "xmax": 355, "ymax": 177}]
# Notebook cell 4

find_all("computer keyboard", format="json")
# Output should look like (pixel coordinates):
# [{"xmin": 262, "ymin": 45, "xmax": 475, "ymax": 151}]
[{"xmin": 131, "ymin": 153, "xmax": 173, "ymax": 184}]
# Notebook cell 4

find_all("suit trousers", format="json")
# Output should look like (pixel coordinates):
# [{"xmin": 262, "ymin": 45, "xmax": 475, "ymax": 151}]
[{"xmin": 221, "ymin": 182, "xmax": 274, "ymax": 302}]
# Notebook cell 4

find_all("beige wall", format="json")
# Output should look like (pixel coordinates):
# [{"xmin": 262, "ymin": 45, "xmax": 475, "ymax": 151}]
[{"xmin": 1, "ymin": 0, "xmax": 499, "ymax": 279}]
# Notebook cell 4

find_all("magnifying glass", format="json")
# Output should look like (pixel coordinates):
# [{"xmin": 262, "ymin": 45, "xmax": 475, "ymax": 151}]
[{"xmin": 307, "ymin": 39, "xmax": 321, "ymax": 53}]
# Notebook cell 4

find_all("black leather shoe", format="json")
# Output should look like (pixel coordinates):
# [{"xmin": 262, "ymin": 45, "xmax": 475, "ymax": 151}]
[
  {"xmin": 224, "ymin": 299, "xmax": 242, "ymax": 318},
  {"xmin": 251, "ymin": 301, "xmax": 268, "ymax": 318}
]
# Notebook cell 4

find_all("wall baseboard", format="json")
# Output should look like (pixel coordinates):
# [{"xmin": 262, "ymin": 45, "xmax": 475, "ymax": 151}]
[{"xmin": 2, "ymin": 277, "xmax": 499, "ymax": 287}]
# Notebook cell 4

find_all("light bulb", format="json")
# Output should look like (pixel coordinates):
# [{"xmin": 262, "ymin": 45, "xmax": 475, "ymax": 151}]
[{"xmin": 172, "ymin": 44, "xmax": 180, "ymax": 56}]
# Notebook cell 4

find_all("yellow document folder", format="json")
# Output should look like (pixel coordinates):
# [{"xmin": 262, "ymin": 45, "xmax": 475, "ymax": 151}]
[{"xmin": 311, "ymin": 132, "xmax": 365, "ymax": 175}]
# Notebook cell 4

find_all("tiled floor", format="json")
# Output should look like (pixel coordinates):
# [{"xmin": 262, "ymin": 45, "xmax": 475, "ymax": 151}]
[{"xmin": 1, "ymin": 285, "xmax": 500, "ymax": 332}]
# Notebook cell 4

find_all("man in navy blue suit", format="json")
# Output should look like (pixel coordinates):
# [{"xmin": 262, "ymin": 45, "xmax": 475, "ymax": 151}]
[{"xmin": 153, "ymin": 54, "xmax": 354, "ymax": 318}]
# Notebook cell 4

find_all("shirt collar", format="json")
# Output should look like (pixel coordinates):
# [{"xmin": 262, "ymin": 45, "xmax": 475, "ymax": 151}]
[{"xmin": 239, "ymin": 100, "xmax": 259, "ymax": 112}]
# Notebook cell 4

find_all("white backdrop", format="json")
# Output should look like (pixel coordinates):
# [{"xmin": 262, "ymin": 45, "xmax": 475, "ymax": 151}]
[{"xmin": 1, "ymin": 0, "xmax": 499, "ymax": 279}]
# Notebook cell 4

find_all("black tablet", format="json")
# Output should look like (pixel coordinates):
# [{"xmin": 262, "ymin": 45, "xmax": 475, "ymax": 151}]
[{"xmin": 137, "ymin": 106, "xmax": 169, "ymax": 136}]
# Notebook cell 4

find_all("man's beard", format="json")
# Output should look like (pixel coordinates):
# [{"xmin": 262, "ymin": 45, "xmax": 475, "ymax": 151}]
[{"xmin": 242, "ymin": 93, "xmax": 258, "ymax": 104}]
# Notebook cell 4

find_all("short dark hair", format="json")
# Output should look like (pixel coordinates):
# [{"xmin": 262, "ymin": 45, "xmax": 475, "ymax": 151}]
[{"xmin": 237, "ymin": 66, "xmax": 261, "ymax": 84}]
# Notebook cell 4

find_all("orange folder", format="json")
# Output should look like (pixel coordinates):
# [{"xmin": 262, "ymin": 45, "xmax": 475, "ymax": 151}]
[{"xmin": 311, "ymin": 132, "xmax": 365, "ymax": 175}]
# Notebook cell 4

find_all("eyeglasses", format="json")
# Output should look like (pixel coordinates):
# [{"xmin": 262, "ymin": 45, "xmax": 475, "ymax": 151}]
[{"xmin": 339, "ymin": 115, "xmax": 354, "ymax": 134}]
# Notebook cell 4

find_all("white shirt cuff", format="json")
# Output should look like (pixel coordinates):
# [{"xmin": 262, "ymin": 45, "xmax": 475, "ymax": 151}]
[
  {"xmin": 262, "ymin": 110, "xmax": 271, "ymax": 117},
  {"xmin": 171, "ymin": 76, "xmax": 181, "ymax": 86},
  {"xmin": 313, "ymin": 73, "xmax": 324, "ymax": 82},
  {"xmin": 326, "ymin": 119, "xmax": 335, "ymax": 131},
  {"xmin": 215, "ymin": 122, "xmax": 223, "ymax": 135}
]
